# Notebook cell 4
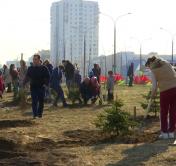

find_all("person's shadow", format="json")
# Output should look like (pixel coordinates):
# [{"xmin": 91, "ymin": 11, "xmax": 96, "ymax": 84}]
[
  {"xmin": 0, "ymin": 119, "xmax": 34, "ymax": 129},
  {"xmin": 106, "ymin": 140, "xmax": 171, "ymax": 166}
]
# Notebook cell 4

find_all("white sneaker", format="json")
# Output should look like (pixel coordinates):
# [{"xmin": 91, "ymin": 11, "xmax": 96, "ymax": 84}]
[
  {"xmin": 168, "ymin": 132, "xmax": 175, "ymax": 139},
  {"xmin": 158, "ymin": 133, "xmax": 169, "ymax": 139}
]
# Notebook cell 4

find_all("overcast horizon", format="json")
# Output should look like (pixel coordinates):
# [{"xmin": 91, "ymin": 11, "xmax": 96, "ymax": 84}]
[{"xmin": 1, "ymin": 0, "xmax": 176, "ymax": 64}]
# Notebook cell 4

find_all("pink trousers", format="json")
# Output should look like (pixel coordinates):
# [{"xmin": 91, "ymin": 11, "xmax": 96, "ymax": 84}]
[{"xmin": 160, "ymin": 87, "xmax": 176, "ymax": 132}]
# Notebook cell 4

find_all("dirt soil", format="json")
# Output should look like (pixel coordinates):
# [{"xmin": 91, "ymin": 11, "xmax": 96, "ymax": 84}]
[{"xmin": 0, "ymin": 86, "xmax": 176, "ymax": 166}]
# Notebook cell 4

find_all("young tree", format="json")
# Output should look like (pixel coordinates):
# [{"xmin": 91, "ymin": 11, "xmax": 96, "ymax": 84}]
[
  {"xmin": 140, "ymin": 90, "xmax": 160, "ymax": 117},
  {"xmin": 95, "ymin": 99, "xmax": 138, "ymax": 135}
]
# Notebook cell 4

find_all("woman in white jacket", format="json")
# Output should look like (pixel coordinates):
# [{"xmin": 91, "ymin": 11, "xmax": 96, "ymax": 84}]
[{"xmin": 146, "ymin": 56, "xmax": 176, "ymax": 139}]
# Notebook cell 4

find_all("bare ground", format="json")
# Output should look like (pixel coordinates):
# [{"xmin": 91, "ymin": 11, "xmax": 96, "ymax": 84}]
[{"xmin": 0, "ymin": 85, "xmax": 176, "ymax": 166}]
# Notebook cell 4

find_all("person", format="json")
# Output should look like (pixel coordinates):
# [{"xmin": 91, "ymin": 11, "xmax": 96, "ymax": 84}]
[
  {"xmin": 19, "ymin": 60, "xmax": 28, "ymax": 88},
  {"xmin": 43, "ymin": 59, "xmax": 53, "ymax": 76},
  {"xmin": 92, "ymin": 64, "xmax": 101, "ymax": 83},
  {"xmin": 72, "ymin": 69, "xmax": 82, "ymax": 104},
  {"xmin": 62, "ymin": 60, "xmax": 75, "ymax": 90},
  {"xmin": 88, "ymin": 70, "xmax": 94, "ymax": 79},
  {"xmin": 74, "ymin": 69, "xmax": 81, "ymax": 87},
  {"xmin": 9, "ymin": 64, "xmax": 19, "ymax": 99},
  {"xmin": 145, "ymin": 56, "xmax": 176, "ymax": 139},
  {"xmin": 24, "ymin": 54, "xmax": 50, "ymax": 118},
  {"xmin": 18, "ymin": 60, "xmax": 28, "ymax": 104},
  {"xmin": 0, "ymin": 71, "xmax": 5, "ymax": 98},
  {"xmin": 43, "ymin": 59, "xmax": 53, "ymax": 102},
  {"xmin": 80, "ymin": 77, "xmax": 92, "ymax": 105},
  {"xmin": 90, "ymin": 76, "xmax": 101, "ymax": 104},
  {"xmin": 74, "ymin": 63, "xmax": 79, "ymax": 71},
  {"xmin": 50, "ymin": 65, "xmax": 67, "ymax": 107},
  {"xmin": 127, "ymin": 62, "xmax": 134, "ymax": 87},
  {"xmin": 2, "ymin": 65, "xmax": 12, "ymax": 92},
  {"xmin": 107, "ymin": 70, "xmax": 115, "ymax": 102}
]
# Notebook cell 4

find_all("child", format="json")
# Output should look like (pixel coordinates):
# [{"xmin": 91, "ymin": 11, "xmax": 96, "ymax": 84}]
[
  {"xmin": 107, "ymin": 71, "xmax": 114, "ymax": 102},
  {"xmin": 0, "ymin": 71, "xmax": 5, "ymax": 98}
]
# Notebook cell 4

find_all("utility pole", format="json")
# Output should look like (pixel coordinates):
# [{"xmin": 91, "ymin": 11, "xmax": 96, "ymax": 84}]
[
  {"xmin": 63, "ymin": 41, "xmax": 66, "ymax": 60},
  {"xmin": 83, "ymin": 34, "xmax": 86, "ymax": 78},
  {"xmin": 160, "ymin": 27, "xmax": 176, "ymax": 64},
  {"xmin": 130, "ymin": 37, "xmax": 151, "ymax": 71},
  {"xmin": 113, "ymin": 23, "xmax": 116, "ymax": 73},
  {"xmin": 71, "ymin": 42, "xmax": 73, "ymax": 63},
  {"xmin": 100, "ymin": 12, "xmax": 132, "ymax": 73}
]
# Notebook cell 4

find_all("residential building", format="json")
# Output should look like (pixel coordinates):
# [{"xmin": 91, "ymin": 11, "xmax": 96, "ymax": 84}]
[{"xmin": 50, "ymin": 0, "xmax": 99, "ymax": 73}]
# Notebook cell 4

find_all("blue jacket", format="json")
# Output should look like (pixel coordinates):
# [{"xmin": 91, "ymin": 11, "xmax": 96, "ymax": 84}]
[
  {"xmin": 50, "ymin": 67, "xmax": 62, "ymax": 90},
  {"xmin": 46, "ymin": 64, "xmax": 53, "ymax": 76}
]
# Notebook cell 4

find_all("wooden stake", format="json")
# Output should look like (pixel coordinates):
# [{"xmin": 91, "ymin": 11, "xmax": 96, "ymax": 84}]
[{"xmin": 133, "ymin": 106, "xmax": 136, "ymax": 119}]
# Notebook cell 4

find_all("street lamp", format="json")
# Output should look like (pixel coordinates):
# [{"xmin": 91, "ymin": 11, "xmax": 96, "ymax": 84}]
[
  {"xmin": 130, "ymin": 37, "xmax": 151, "ymax": 70},
  {"xmin": 104, "ymin": 56, "xmax": 107, "ymax": 76},
  {"xmin": 160, "ymin": 27, "xmax": 176, "ymax": 64},
  {"xmin": 83, "ymin": 26, "xmax": 97, "ymax": 78},
  {"xmin": 70, "ymin": 26, "xmax": 79, "ymax": 63},
  {"xmin": 100, "ymin": 12, "xmax": 132, "ymax": 73},
  {"xmin": 88, "ymin": 48, "xmax": 92, "ymax": 73},
  {"xmin": 63, "ymin": 40, "xmax": 66, "ymax": 60}
]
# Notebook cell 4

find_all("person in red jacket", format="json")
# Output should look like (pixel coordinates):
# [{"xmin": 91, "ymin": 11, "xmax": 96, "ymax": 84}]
[
  {"xmin": 90, "ymin": 76, "xmax": 101, "ymax": 104},
  {"xmin": 0, "ymin": 71, "xmax": 5, "ymax": 98}
]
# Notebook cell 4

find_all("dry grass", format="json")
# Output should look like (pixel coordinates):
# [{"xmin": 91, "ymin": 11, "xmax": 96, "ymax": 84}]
[{"xmin": 0, "ymin": 85, "xmax": 175, "ymax": 166}]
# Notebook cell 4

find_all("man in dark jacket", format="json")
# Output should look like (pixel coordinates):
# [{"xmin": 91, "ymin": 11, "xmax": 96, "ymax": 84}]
[
  {"xmin": 50, "ymin": 65, "xmax": 67, "ymax": 107},
  {"xmin": 24, "ymin": 54, "xmax": 50, "ymax": 118}
]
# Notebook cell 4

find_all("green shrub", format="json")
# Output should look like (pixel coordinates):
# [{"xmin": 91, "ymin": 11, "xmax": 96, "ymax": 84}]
[
  {"xmin": 67, "ymin": 86, "xmax": 81, "ymax": 104},
  {"xmin": 95, "ymin": 99, "xmax": 138, "ymax": 135}
]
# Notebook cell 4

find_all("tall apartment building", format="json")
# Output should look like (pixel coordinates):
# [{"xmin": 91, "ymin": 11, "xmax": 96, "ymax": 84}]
[{"xmin": 50, "ymin": 0, "xmax": 99, "ymax": 72}]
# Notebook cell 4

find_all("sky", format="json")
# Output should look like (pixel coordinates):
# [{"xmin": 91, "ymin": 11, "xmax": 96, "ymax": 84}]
[{"xmin": 1, "ymin": 0, "xmax": 176, "ymax": 64}]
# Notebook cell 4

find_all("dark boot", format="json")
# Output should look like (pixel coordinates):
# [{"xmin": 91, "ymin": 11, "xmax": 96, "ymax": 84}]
[{"xmin": 62, "ymin": 99, "xmax": 68, "ymax": 107}]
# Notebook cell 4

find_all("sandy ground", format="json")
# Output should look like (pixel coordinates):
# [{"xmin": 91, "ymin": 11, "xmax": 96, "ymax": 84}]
[{"xmin": 0, "ymin": 85, "xmax": 176, "ymax": 166}]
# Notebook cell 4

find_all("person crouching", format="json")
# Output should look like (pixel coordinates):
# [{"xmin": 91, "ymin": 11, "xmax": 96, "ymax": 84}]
[{"xmin": 80, "ymin": 77, "xmax": 92, "ymax": 105}]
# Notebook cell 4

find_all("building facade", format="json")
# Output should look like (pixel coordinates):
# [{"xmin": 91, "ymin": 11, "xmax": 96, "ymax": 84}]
[{"xmin": 50, "ymin": 0, "xmax": 99, "ymax": 73}]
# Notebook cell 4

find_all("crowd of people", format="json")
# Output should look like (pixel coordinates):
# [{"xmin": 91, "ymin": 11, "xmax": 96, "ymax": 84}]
[
  {"xmin": 1, "ymin": 54, "xmax": 176, "ymax": 139},
  {"xmin": 0, "ymin": 54, "xmax": 115, "ymax": 119},
  {"xmin": 0, "ymin": 54, "xmax": 176, "ymax": 139}
]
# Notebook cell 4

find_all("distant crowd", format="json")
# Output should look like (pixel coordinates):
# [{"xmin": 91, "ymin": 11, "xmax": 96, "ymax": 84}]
[{"xmin": 0, "ymin": 54, "xmax": 115, "ymax": 118}]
